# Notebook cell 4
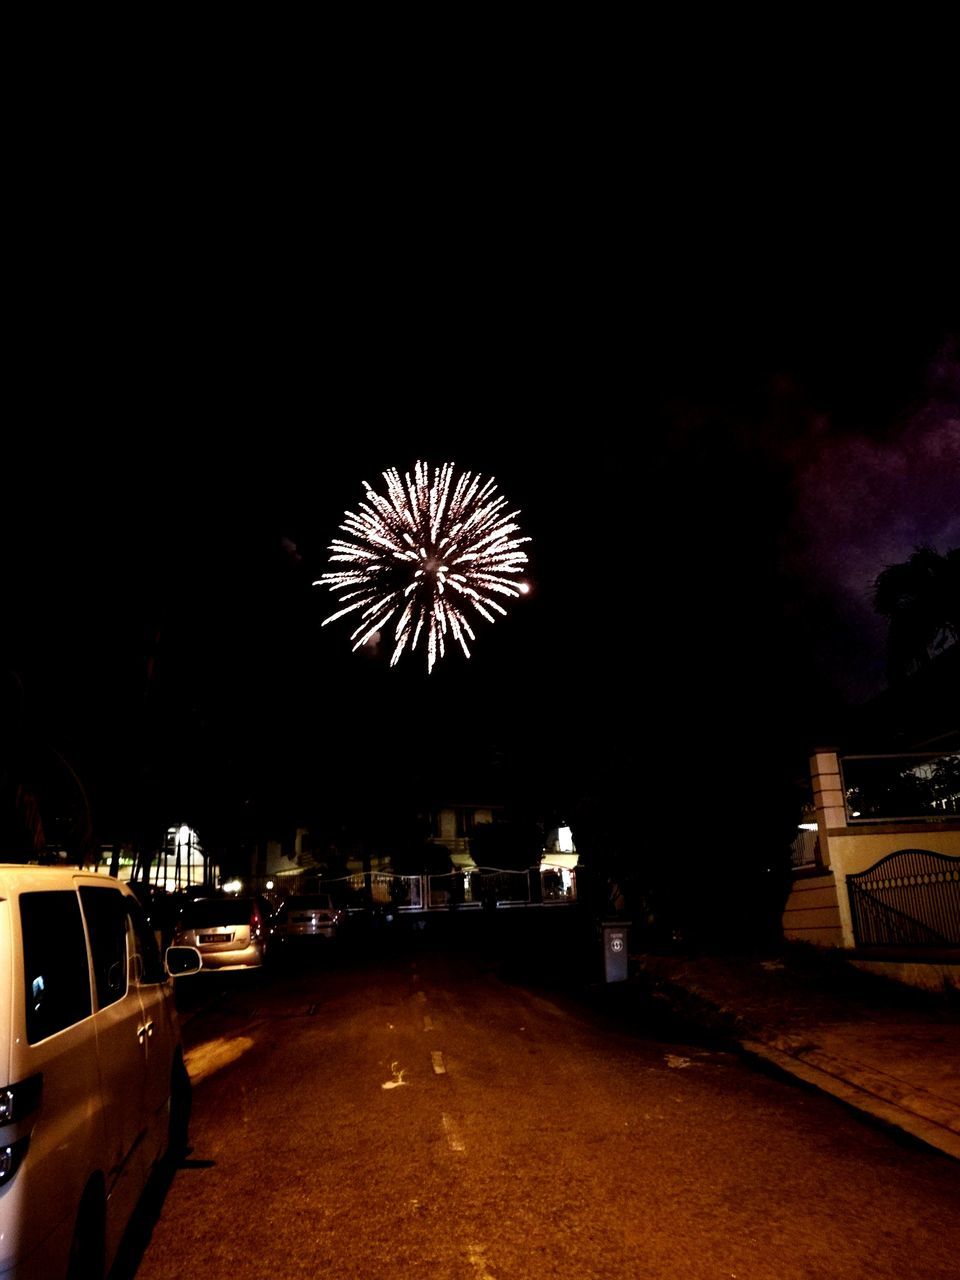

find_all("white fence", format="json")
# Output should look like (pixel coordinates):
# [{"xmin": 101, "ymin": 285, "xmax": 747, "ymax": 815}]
[{"xmin": 253, "ymin": 866, "xmax": 577, "ymax": 912}]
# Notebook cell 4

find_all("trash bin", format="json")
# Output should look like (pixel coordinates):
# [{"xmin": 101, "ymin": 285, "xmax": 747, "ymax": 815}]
[{"xmin": 601, "ymin": 919, "xmax": 630, "ymax": 982}]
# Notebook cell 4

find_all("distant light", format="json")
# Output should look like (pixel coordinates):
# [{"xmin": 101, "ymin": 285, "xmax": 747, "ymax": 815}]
[
  {"xmin": 850, "ymin": 811, "xmax": 861, "ymax": 818},
  {"xmin": 557, "ymin": 825, "xmax": 575, "ymax": 853},
  {"xmin": 518, "ymin": 582, "xmax": 530, "ymax": 595},
  {"xmin": 799, "ymin": 823, "xmax": 818, "ymax": 831},
  {"xmin": 265, "ymin": 880, "xmax": 275, "ymax": 891},
  {"xmin": 222, "ymin": 879, "xmax": 243, "ymax": 894}
]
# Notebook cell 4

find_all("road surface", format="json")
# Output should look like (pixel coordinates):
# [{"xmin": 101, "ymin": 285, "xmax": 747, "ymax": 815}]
[{"xmin": 119, "ymin": 932, "xmax": 960, "ymax": 1279}]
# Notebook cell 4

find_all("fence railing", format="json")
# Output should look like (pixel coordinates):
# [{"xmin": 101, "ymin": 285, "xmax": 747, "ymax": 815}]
[
  {"xmin": 790, "ymin": 827, "xmax": 820, "ymax": 869},
  {"xmin": 847, "ymin": 849, "xmax": 960, "ymax": 947},
  {"xmin": 249, "ymin": 866, "xmax": 577, "ymax": 912}
]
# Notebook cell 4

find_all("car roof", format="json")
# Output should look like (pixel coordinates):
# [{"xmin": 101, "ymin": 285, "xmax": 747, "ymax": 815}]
[{"xmin": 0, "ymin": 865, "xmax": 133, "ymax": 895}]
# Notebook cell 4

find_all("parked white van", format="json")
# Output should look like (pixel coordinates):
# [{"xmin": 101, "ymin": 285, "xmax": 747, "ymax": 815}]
[{"xmin": 0, "ymin": 866, "xmax": 200, "ymax": 1279}]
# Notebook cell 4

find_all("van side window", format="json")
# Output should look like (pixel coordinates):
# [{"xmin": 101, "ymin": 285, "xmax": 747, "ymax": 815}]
[
  {"xmin": 126, "ymin": 898, "xmax": 166, "ymax": 984},
  {"xmin": 20, "ymin": 891, "xmax": 93, "ymax": 1043},
  {"xmin": 79, "ymin": 887, "xmax": 129, "ymax": 1009}
]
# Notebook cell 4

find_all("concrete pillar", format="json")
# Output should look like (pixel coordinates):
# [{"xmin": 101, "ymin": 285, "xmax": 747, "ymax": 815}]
[
  {"xmin": 809, "ymin": 749, "xmax": 856, "ymax": 947},
  {"xmin": 810, "ymin": 749, "xmax": 846, "ymax": 867},
  {"xmin": 831, "ymin": 844, "xmax": 857, "ymax": 949}
]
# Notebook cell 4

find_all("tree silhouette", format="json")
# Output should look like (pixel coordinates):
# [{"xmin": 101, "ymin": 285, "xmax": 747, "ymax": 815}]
[
  {"xmin": 1, "ymin": 670, "xmax": 94, "ymax": 865},
  {"xmin": 873, "ymin": 546, "xmax": 960, "ymax": 682},
  {"xmin": 470, "ymin": 818, "xmax": 543, "ymax": 872}
]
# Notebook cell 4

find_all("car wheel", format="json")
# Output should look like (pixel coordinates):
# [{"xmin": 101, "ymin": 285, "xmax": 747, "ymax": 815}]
[
  {"xmin": 66, "ymin": 1179, "xmax": 105, "ymax": 1280},
  {"xmin": 166, "ymin": 1050, "xmax": 192, "ymax": 1164}
]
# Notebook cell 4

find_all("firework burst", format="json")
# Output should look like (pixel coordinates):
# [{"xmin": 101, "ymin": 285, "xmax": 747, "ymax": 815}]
[{"xmin": 315, "ymin": 461, "xmax": 531, "ymax": 672}]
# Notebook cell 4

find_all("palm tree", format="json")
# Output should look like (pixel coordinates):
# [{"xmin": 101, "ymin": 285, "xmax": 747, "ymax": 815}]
[{"xmin": 873, "ymin": 546, "xmax": 960, "ymax": 681}]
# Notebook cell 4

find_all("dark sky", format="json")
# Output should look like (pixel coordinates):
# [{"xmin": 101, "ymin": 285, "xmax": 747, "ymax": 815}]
[{"xmin": 4, "ymin": 187, "xmax": 959, "ymax": 851}]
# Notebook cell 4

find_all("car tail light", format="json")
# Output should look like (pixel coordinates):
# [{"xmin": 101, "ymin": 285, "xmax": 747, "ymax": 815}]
[{"xmin": 251, "ymin": 906, "xmax": 263, "ymax": 938}]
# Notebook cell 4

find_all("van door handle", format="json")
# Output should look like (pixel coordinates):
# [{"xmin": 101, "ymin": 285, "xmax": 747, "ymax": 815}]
[{"xmin": 137, "ymin": 1021, "xmax": 154, "ymax": 1041}]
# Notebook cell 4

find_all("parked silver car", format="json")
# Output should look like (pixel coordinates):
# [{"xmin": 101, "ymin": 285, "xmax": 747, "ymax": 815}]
[
  {"xmin": 171, "ymin": 896, "xmax": 272, "ymax": 971},
  {"xmin": 272, "ymin": 894, "xmax": 346, "ymax": 946}
]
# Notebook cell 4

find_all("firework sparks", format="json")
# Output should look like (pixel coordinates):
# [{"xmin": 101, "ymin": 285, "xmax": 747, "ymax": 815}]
[{"xmin": 315, "ymin": 461, "xmax": 531, "ymax": 672}]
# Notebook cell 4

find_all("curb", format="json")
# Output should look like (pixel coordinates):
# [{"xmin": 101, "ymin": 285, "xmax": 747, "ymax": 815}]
[{"xmin": 740, "ymin": 1036, "xmax": 960, "ymax": 1161}]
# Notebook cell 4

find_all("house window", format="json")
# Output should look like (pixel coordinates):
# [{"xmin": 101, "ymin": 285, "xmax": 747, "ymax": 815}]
[{"xmin": 456, "ymin": 809, "xmax": 475, "ymax": 838}]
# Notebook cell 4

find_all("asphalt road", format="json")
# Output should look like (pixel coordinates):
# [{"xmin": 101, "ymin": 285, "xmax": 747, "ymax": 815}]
[{"xmin": 119, "ymin": 929, "xmax": 960, "ymax": 1280}]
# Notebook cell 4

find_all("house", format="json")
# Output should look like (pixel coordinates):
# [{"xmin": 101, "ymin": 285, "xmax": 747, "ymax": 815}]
[
  {"xmin": 241, "ymin": 798, "xmax": 582, "ymax": 914},
  {"xmin": 425, "ymin": 802, "xmax": 502, "ymax": 871},
  {"xmin": 782, "ymin": 647, "xmax": 960, "ymax": 990}
]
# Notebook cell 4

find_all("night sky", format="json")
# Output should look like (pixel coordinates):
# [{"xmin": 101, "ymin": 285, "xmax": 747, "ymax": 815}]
[{"xmin": 4, "ymin": 197, "xmax": 958, "ymax": 861}]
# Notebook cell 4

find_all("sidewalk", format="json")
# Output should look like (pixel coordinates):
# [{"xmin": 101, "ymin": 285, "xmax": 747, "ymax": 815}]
[{"xmin": 630, "ymin": 944, "xmax": 960, "ymax": 1161}]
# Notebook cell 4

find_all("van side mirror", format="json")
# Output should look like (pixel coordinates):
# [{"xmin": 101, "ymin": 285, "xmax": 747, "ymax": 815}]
[{"xmin": 165, "ymin": 946, "xmax": 202, "ymax": 977}]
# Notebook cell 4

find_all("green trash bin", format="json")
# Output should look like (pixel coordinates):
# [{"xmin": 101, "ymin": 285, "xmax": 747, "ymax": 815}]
[{"xmin": 602, "ymin": 920, "xmax": 630, "ymax": 982}]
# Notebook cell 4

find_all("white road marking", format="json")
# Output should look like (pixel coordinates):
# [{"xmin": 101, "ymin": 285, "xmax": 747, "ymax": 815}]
[
  {"xmin": 442, "ymin": 1113, "xmax": 466, "ymax": 1153},
  {"xmin": 431, "ymin": 1050, "xmax": 446, "ymax": 1074},
  {"xmin": 423, "ymin": 1015, "xmax": 434, "ymax": 1032},
  {"xmin": 183, "ymin": 1036, "xmax": 255, "ymax": 1084},
  {"xmin": 467, "ymin": 1242, "xmax": 496, "ymax": 1278},
  {"xmin": 382, "ymin": 1061, "xmax": 409, "ymax": 1090}
]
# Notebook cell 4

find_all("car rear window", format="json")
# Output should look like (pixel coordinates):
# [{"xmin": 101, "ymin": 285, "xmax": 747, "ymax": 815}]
[
  {"xmin": 180, "ymin": 898, "xmax": 256, "ymax": 927},
  {"xmin": 282, "ymin": 896, "xmax": 334, "ymax": 914}
]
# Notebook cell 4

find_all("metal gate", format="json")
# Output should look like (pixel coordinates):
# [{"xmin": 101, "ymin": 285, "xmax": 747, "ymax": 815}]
[{"xmin": 847, "ymin": 849, "xmax": 960, "ymax": 947}]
